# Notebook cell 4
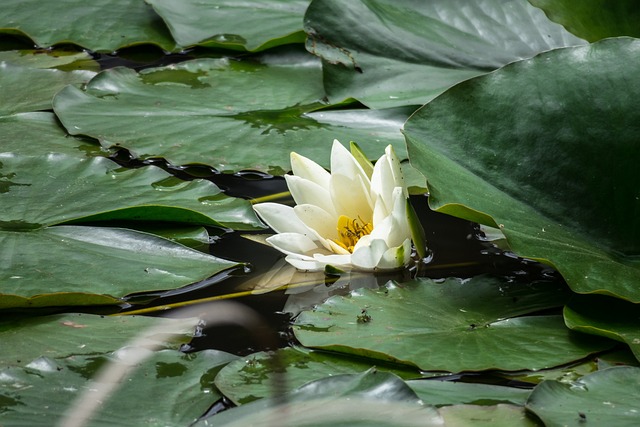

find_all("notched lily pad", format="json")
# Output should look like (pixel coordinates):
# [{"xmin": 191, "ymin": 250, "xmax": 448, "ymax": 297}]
[{"xmin": 293, "ymin": 277, "xmax": 612, "ymax": 372}]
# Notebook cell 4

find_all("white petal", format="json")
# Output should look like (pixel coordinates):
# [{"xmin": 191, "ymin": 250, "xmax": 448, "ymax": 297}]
[
  {"xmin": 330, "ymin": 140, "xmax": 371, "ymax": 188},
  {"xmin": 294, "ymin": 204, "xmax": 338, "ymax": 240},
  {"xmin": 370, "ymin": 145, "xmax": 407, "ymax": 215},
  {"xmin": 285, "ymin": 175, "xmax": 336, "ymax": 217},
  {"xmin": 266, "ymin": 233, "xmax": 319, "ymax": 257},
  {"xmin": 351, "ymin": 238, "xmax": 388, "ymax": 270},
  {"xmin": 330, "ymin": 171, "xmax": 374, "ymax": 223},
  {"xmin": 290, "ymin": 152, "xmax": 331, "ymax": 190},
  {"xmin": 254, "ymin": 203, "xmax": 313, "ymax": 236},
  {"xmin": 326, "ymin": 239, "xmax": 351, "ymax": 255},
  {"xmin": 313, "ymin": 253, "xmax": 353, "ymax": 268},
  {"xmin": 285, "ymin": 255, "xmax": 326, "ymax": 272},
  {"xmin": 377, "ymin": 238, "xmax": 412, "ymax": 270}
]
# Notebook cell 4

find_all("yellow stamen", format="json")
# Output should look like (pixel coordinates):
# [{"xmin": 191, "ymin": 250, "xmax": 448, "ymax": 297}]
[{"xmin": 332, "ymin": 215, "xmax": 373, "ymax": 253}]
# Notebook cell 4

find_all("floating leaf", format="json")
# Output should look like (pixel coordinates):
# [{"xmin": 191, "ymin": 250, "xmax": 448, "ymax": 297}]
[
  {"xmin": 53, "ymin": 52, "xmax": 412, "ymax": 174},
  {"xmin": 564, "ymin": 295, "xmax": 640, "ymax": 362},
  {"xmin": 215, "ymin": 346, "xmax": 420, "ymax": 404},
  {"xmin": 0, "ymin": 112, "xmax": 105, "ymax": 157},
  {"xmin": 526, "ymin": 366, "xmax": 640, "ymax": 427},
  {"xmin": 0, "ymin": 62, "xmax": 95, "ymax": 115},
  {"xmin": 0, "ymin": 226, "xmax": 238, "ymax": 308},
  {"xmin": 147, "ymin": 0, "xmax": 308, "ymax": 51},
  {"xmin": 0, "ymin": 313, "xmax": 194, "ymax": 368},
  {"xmin": 293, "ymin": 277, "xmax": 610, "ymax": 372},
  {"xmin": 0, "ymin": 0, "xmax": 175, "ymax": 52},
  {"xmin": 439, "ymin": 404, "xmax": 540, "ymax": 427},
  {"xmin": 404, "ymin": 38, "xmax": 640, "ymax": 302},
  {"xmin": 406, "ymin": 379, "xmax": 531, "ymax": 407},
  {"xmin": 529, "ymin": 0, "xmax": 640, "ymax": 41},
  {"xmin": 201, "ymin": 370, "xmax": 443, "ymax": 427},
  {"xmin": 0, "ymin": 153, "xmax": 261, "ymax": 230},
  {"xmin": 0, "ymin": 312, "xmax": 238, "ymax": 426},
  {"xmin": 304, "ymin": 0, "xmax": 584, "ymax": 108}
]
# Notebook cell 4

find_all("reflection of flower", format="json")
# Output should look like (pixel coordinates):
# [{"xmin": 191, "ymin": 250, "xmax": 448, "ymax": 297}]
[{"xmin": 254, "ymin": 140, "xmax": 415, "ymax": 272}]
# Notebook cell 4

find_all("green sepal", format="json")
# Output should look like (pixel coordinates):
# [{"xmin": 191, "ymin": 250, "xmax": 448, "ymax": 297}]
[
  {"xmin": 349, "ymin": 141, "xmax": 375, "ymax": 179},
  {"xmin": 406, "ymin": 198, "xmax": 427, "ymax": 259}
]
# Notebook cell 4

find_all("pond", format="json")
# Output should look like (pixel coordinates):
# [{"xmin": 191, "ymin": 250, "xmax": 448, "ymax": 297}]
[{"xmin": 1, "ymin": 1, "xmax": 640, "ymax": 427}]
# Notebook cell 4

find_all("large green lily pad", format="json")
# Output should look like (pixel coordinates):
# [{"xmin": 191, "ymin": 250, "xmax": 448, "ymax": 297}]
[
  {"xmin": 303, "ymin": 0, "xmax": 585, "ymax": 108},
  {"xmin": 0, "ymin": 313, "xmax": 237, "ymax": 426},
  {"xmin": 53, "ymin": 53, "xmax": 412, "ymax": 174},
  {"xmin": 293, "ymin": 277, "xmax": 611, "ymax": 372},
  {"xmin": 214, "ymin": 346, "xmax": 420, "ymax": 405},
  {"xmin": 526, "ymin": 366, "xmax": 640, "ymax": 427},
  {"xmin": 0, "ymin": 63, "xmax": 94, "ymax": 114},
  {"xmin": 0, "ymin": 226, "xmax": 238, "ymax": 308},
  {"xmin": 529, "ymin": 0, "xmax": 640, "ymax": 41},
  {"xmin": 406, "ymin": 380, "xmax": 531, "ymax": 407},
  {"xmin": 147, "ymin": 0, "xmax": 308, "ymax": 51},
  {"xmin": 201, "ymin": 369, "xmax": 443, "ymax": 427},
  {"xmin": 0, "ymin": 313, "xmax": 195, "ymax": 367},
  {"xmin": 404, "ymin": 38, "xmax": 640, "ymax": 302},
  {"xmin": 564, "ymin": 295, "xmax": 640, "ymax": 362},
  {"xmin": 0, "ymin": 153, "xmax": 261, "ymax": 230},
  {"xmin": 0, "ymin": 0, "xmax": 176, "ymax": 52},
  {"xmin": 0, "ymin": 112, "xmax": 106, "ymax": 157},
  {"xmin": 0, "ymin": 350, "xmax": 234, "ymax": 427}
]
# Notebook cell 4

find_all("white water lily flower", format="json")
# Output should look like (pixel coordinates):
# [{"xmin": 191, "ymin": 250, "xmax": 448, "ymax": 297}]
[{"xmin": 253, "ymin": 140, "xmax": 418, "ymax": 272}]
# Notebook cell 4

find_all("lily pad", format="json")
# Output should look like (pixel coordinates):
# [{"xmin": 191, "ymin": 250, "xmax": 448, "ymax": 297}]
[
  {"xmin": 406, "ymin": 379, "xmax": 531, "ymax": 407},
  {"xmin": 214, "ymin": 346, "xmax": 420, "ymax": 404},
  {"xmin": 0, "ymin": 62, "xmax": 95, "ymax": 115},
  {"xmin": 439, "ymin": 404, "xmax": 541, "ymax": 427},
  {"xmin": 404, "ymin": 38, "xmax": 640, "ymax": 302},
  {"xmin": 526, "ymin": 366, "xmax": 640, "ymax": 427},
  {"xmin": 147, "ymin": 0, "xmax": 308, "ymax": 51},
  {"xmin": 564, "ymin": 295, "xmax": 640, "ymax": 362},
  {"xmin": 201, "ymin": 369, "xmax": 443, "ymax": 427},
  {"xmin": 0, "ymin": 0, "xmax": 176, "ymax": 52},
  {"xmin": 0, "ymin": 226, "xmax": 238, "ymax": 308},
  {"xmin": 0, "ymin": 153, "xmax": 261, "ymax": 230},
  {"xmin": 0, "ymin": 112, "xmax": 106, "ymax": 157},
  {"xmin": 0, "ymin": 311, "xmax": 237, "ymax": 427},
  {"xmin": 304, "ymin": 0, "xmax": 585, "ymax": 108},
  {"xmin": 293, "ymin": 277, "xmax": 612, "ymax": 372},
  {"xmin": 53, "ymin": 52, "xmax": 412, "ymax": 174},
  {"xmin": 0, "ymin": 50, "xmax": 98, "ymax": 70},
  {"xmin": 529, "ymin": 0, "xmax": 640, "ymax": 41},
  {"xmin": 0, "ymin": 313, "xmax": 195, "ymax": 368},
  {"xmin": 0, "ymin": 350, "xmax": 234, "ymax": 427}
]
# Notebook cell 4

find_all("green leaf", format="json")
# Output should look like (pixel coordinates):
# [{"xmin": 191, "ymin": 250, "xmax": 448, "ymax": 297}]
[
  {"xmin": 0, "ymin": 112, "xmax": 106, "ymax": 157},
  {"xmin": 564, "ymin": 295, "xmax": 640, "ymax": 362},
  {"xmin": 526, "ymin": 366, "xmax": 640, "ymax": 427},
  {"xmin": 0, "ymin": 153, "xmax": 261, "ymax": 230},
  {"xmin": 147, "ymin": 0, "xmax": 308, "ymax": 51},
  {"xmin": 0, "ymin": 0, "xmax": 176, "ymax": 52},
  {"xmin": 293, "ymin": 277, "xmax": 610, "ymax": 372},
  {"xmin": 0, "ymin": 226, "xmax": 238, "ymax": 308},
  {"xmin": 439, "ymin": 404, "xmax": 541, "ymax": 427},
  {"xmin": 0, "ymin": 50, "xmax": 99, "ymax": 70},
  {"xmin": 529, "ymin": 0, "xmax": 640, "ymax": 41},
  {"xmin": 406, "ymin": 380, "xmax": 531, "ymax": 407},
  {"xmin": 304, "ymin": 0, "xmax": 584, "ymax": 108},
  {"xmin": 0, "ymin": 63, "xmax": 95, "ymax": 115},
  {"xmin": 202, "ymin": 369, "xmax": 444, "ymax": 427},
  {"xmin": 215, "ymin": 346, "xmax": 421, "ymax": 405},
  {"xmin": 0, "ymin": 313, "xmax": 238, "ymax": 427},
  {"xmin": 404, "ymin": 38, "xmax": 640, "ymax": 302},
  {"xmin": 0, "ymin": 313, "xmax": 194, "ymax": 368},
  {"xmin": 53, "ymin": 53, "xmax": 412, "ymax": 174}
]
